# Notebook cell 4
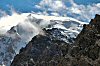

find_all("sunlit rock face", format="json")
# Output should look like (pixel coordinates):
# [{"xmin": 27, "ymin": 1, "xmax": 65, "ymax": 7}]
[{"xmin": 11, "ymin": 14, "xmax": 100, "ymax": 66}]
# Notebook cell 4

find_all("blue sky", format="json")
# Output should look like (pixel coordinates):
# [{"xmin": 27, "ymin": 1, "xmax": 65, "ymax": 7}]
[
  {"xmin": 0, "ymin": 0, "xmax": 100, "ymax": 22},
  {"xmin": 0, "ymin": 0, "xmax": 99, "ymax": 13},
  {"xmin": 75, "ymin": 0, "xmax": 100, "ymax": 5}
]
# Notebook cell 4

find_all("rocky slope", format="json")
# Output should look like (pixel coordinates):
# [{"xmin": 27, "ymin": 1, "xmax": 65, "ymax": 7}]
[{"xmin": 11, "ymin": 14, "xmax": 100, "ymax": 66}]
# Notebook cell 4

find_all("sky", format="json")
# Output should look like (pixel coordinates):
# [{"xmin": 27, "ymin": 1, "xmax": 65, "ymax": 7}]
[{"xmin": 0, "ymin": 0, "xmax": 100, "ymax": 22}]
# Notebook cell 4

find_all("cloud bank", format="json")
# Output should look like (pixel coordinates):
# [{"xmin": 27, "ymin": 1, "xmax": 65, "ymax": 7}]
[{"xmin": 35, "ymin": 0, "xmax": 100, "ymax": 22}]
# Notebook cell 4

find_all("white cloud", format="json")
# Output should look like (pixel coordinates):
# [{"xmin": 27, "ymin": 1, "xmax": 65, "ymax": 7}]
[
  {"xmin": 53, "ymin": 1, "xmax": 66, "ymax": 10},
  {"xmin": 96, "ymin": 3, "xmax": 100, "ymax": 8},
  {"xmin": 51, "ymin": 12, "xmax": 60, "ymax": 16},
  {"xmin": 69, "ymin": 0, "xmax": 77, "ymax": 6},
  {"xmin": 35, "ymin": 0, "xmax": 66, "ymax": 13},
  {"xmin": 35, "ymin": 5, "xmax": 41, "ymax": 9},
  {"xmin": 35, "ymin": 0, "xmax": 100, "ymax": 22},
  {"xmin": 70, "ymin": 7, "xmax": 81, "ymax": 14},
  {"xmin": 64, "ymin": 0, "xmax": 100, "ymax": 22}
]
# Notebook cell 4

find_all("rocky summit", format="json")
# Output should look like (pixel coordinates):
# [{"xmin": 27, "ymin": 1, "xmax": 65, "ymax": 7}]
[{"xmin": 11, "ymin": 14, "xmax": 100, "ymax": 66}]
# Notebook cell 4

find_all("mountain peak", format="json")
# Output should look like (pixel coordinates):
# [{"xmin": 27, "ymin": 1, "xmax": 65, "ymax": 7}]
[
  {"xmin": 11, "ymin": 14, "xmax": 100, "ymax": 66},
  {"xmin": 0, "ymin": 13, "xmax": 88, "ymax": 66}
]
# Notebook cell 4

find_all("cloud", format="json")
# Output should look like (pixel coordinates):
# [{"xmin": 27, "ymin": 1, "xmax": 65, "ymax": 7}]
[
  {"xmin": 35, "ymin": 0, "xmax": 67, "ymax": 15},
  {"xmin": 36, "ymin": 0, "xmax": 66, "ymax": 10},
  {"xmin": 67, "ymin": 0, "xmax": 100, "ymax": 22},
  {"xmin": 35, "ymin": 0, "xmax": 100, "ymax": 22},
  {"xmin": 62, "ymin": 0, "xmax": 100, "ymax": 22},
  {"xmin": 96, "ymin": 3, "xmax": 100, "ymax": 7}
]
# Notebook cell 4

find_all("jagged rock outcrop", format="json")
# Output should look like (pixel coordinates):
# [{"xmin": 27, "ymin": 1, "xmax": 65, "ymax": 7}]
[
  {"xmin": 11, "ymin": 14, "xmax": 100, "ymax": 66},
  {"xmin": 69, "ymin": 14, "xmax": 100, "ymax": 66}
]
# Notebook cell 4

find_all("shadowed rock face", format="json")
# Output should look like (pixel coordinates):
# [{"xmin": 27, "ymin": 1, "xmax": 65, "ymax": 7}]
[
  {"xmin": 11, "ymin": 14, "xmax": 100, "ymax": 66},
  {"xmin": 72, "ymin": 14, "xmax": 100, "ymax": 58},
  {"xmin": 70, "ymin": 14, "xmax": 100, "ymax": 66}
]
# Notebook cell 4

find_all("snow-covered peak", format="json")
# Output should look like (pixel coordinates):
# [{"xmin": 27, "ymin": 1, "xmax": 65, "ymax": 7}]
[{"xmin": 0, "ymin": 13, "xmax": 88, "ymax": 33}]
